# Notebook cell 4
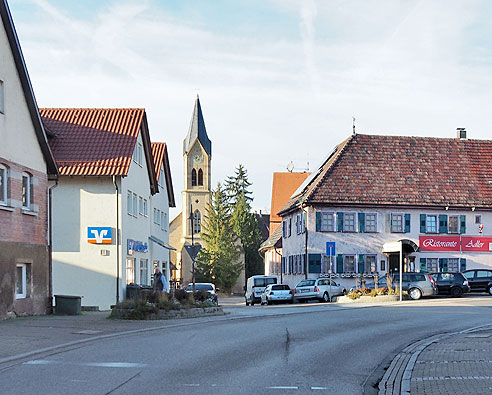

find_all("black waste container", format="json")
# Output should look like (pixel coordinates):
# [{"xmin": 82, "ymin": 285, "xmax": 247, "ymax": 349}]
[
  {"xmin": 125, "ymin": 283, "xmax": 141, "ymax": 299},
  {"xmin": 139, "ymin": 285, "xmax": 154, "ymax": 300},
  {"xmin": 54, "ymin": 295, "xmax": 82, "ymax": 315}
]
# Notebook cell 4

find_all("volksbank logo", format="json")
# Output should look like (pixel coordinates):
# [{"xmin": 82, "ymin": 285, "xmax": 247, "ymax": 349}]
[{"xmin": 87, "ymin": 227, "xmax": 112, "ymax": 244}]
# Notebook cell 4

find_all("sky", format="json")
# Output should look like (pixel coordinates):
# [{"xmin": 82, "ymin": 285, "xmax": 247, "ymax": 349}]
[{"xmin": 8, "ymin": 0, "xmax": 492, "ymax": 220}]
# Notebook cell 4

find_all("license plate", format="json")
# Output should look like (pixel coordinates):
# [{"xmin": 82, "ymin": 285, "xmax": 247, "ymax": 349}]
[{"xmin": 299, "ymin": 289, "xmax": 309, "ymax": 293}]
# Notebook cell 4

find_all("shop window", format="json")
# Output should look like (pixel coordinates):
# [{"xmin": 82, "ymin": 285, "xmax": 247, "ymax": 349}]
[
  {"xmin": 126, "ymin": 258, "xmax": 135, "ymax": 284},
  {"xmin": 366, "ymin": 255, "xmax": 377, "ymax": 273},
  {"xmin": 151, "ymin": 260, "xmax": 159, "ymax": 286},
  {"xmin": 344, "ymin": 255, "xmax": 355, "ymax": 273},
  {"xmin": 426, "ymin": 258, "xmax": 438, "ymax": 272},
  {"xmin": 139, "ymin": 259, "xmax": 149, "ymax": 285},
  {"xmin": 448, "ymin": 258, "xmax": 459, "ymax": 272}
]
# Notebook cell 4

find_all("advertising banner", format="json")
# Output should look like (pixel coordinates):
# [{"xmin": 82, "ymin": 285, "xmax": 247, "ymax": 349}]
[
  {"xmin": 87, "ymin": 227, "xmax": 112, "ymax": 244},
  {"xmin": 461, "ymin": 237, "xmax": 492, "ymax": 252},
  {"xmin": 419, "ymin": 236, "xmax": 460, "ymax": 251}
]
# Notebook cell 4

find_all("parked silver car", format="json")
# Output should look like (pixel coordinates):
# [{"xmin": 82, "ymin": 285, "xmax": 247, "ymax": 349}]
[
  {"xmin": 294, "ymin": 278, "xmax": 346, "ymax": 303},
  {"xmin": 355, "ymin": 273, "xmax": 437, "ymax": 300},
  {"xmin": 261, "ymin": 284, "xmax": 293, "ymax": 305}
]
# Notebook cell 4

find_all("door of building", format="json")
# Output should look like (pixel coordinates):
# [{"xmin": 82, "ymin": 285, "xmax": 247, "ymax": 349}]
[{"xmin": 389, "ymin": 254, "xmax": 400, "ymax": 273}]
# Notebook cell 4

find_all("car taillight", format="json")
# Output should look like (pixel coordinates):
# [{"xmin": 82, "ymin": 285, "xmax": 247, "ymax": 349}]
[
  {"xmin": 464, "ymin": 280, "xmax": 469, "ymax": 286},
  {"xmin": 314, "ymin": 286, "xmax": 319, "ymax": 292},
  {"xmin": 293, "ymin": 289, "xmax": 296, "ymax": 294},
  {"xmin": 428, "ymin": 275, "xmax": 435, "ymax": 286}
]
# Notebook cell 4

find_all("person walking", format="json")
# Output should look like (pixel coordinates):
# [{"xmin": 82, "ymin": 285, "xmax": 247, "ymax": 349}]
[{"xmin": 153, "ymin": 268, "xmax": 164, "ymax": 292}]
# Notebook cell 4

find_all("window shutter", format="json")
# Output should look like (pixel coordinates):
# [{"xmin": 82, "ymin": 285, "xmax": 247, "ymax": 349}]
[
  {"xmin": 358, "ymin": 213, "xmax": 365, "ymax": 232},
  {"xmin": 419, "ymin": 258, "xmax": 427, "ymax": 272},
  {"xmin": 439, "ymin": 258, "xmax": 448, "ymax": 272},
  {"xmin": 358, "ymin": 254, "xmax": 365, "ymax": 273},
  {"xmin": 439, "ymin": 215, "xmax": 448, "ymax": 234},
  {"xmin": 302, "ymin": 212, "xmax": 306, "ymax": 233},
  {"xmin": 460, "ymin": 215, "xmax": 466, "ymax": 234},
  {"xmin": 336, "ymin": 254, "xmax": 344, "ymax": 273},
  {"xmin": 316, "ymin": 212, "xmax": 321, "ymax": 232},
  {"xmin": 337, "ymin": 212, "xmax": 344, "ymax": 232},
  {"xmin": 404, "ymin": 214, "xmax": 411, "ymax": 233},
  {"xmin": 460, "ymin": 258, "xmax": 466, "ymax": 272},
  {"xmin": 308, "ymin": 254, "xmax": 321, "ymax": 274},
  {"xmin": 288, "ymin": 218, "xmax": 292, "ymax": 237},
  {"xmin": 420, "ymin": 214, "xmax": 426, "ymax": 233},
  {"xmin": 282, "ymin": 221, "xmax": 286, "ymax": 238}
]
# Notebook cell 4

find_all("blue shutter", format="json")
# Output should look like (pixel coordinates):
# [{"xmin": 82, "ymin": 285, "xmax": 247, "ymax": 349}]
[
  {"xmin": 420, "ymin": 258, "xmax": 427, "ymax": 272},
  {"xmin": 460, "ymin": 258, "xmax": 467, "ymax": 272},
  {"xmin": 282, "ymin": 221, "xmax": 286, "ymax": 238},
  {"xmin": 358, "ymin": 213, "xmax": 365, "ymax": 232},
  {"xmin": 420, "ymin": 214, "xmax": 426, "ymax": 233},
  {"xmin": 316, "ymin": 212, "xmax": 321, "ymax": 232},
  {"xmin": 308, "ymin": 254, "xmax": 321, "ymax": 274},
  {"xmin": 439, "ymin": 215, "xmax": 448, "ymax": 234},
  {"xmin": 336, "ymin": 254, "xmax": 344, "ymax": 273},
  {"xmin": 404, "ymin": 214, "xmax": 411, "ymax": 233},
  {"xmin": 460, "ymin": 215, "xmax": 466, "ymax": 234},
  {"xmin": 358, "ymin": 254, "xmax": 365, "ymax": 273},
  {"xmin": 288, "ymin": 218, "xmax": 292, "ymax": 237},
  {"xmin": 439, "ymin": 258, "xmax": 448, "ymax": 272},
  {"xmin": 337, "ymin": 212, "xmax": 344, "ymax": 232}
]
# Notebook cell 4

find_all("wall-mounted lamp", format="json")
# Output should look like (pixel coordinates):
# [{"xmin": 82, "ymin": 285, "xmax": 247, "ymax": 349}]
[
  {"xmin": 471, "ymin": 207, "xmax": 476, "ymax": 212},
  {"xmin": 445, "ymin": 206, "xmax": 449, "ymax": 211}
]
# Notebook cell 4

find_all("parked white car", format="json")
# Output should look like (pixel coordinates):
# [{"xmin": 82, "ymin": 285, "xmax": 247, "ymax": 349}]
[
  {"xmin": 260, "ymin": 284, "xmax": 293, "ymax": 305},
  {"xmin": 245, "ymin": 275, "xmax": 278, "ymax": 306},
  {"xmin": 294, "ymin": 278, "xmax": 346, "ymax": 303}
]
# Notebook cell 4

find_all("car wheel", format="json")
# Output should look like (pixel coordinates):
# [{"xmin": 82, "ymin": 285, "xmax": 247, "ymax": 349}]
[
  {"xmin": 450, "ymin": 287, "xmax": 463, "ymax": 298},
  {"xmin": 251, "ymin": 300, "xmax": 255, "ymax": 306},
  {"xmin": 245, "ymin": 299, "xmax": 250, "ymax": 306},
  {"xmin": 409, "ymin": 288, "xmax": 422, "ymax": 300},
  {"xmin": 323, "ymin": 292, "xmax": 330, "ymax": 303},
  {"xmin": 342, "ymin": 289, "xmax": 347, "ymax": 296},
  {"xmin": 487, "ymin": 286, "xmax": 492, "ymax": 296}
]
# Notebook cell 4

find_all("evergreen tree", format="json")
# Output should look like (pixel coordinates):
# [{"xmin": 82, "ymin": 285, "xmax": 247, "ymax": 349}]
[
  {"xmin": 225, "ymin": 164, "xmax": 253, "ymax": 204},
  {"xmin": 195, "ymin": 183, "xmax": 242, "ymax": 293}
]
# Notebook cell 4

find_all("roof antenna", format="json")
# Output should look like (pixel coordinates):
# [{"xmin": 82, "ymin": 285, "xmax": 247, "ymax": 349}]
[{"xmin": 352, "ymin": 116, "xmax": 356, "ymax": 136}]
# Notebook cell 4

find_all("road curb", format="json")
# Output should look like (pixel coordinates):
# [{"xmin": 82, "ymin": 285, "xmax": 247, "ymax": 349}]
[{"xmin": 378, "ymin": 322, "xmax": 492, "ymax": 395}]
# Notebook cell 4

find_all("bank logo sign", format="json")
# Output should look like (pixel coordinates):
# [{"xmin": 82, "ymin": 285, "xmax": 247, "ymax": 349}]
[{"xmin": 88, "ymin": 227, "xmax": 112, "ymax": 244}]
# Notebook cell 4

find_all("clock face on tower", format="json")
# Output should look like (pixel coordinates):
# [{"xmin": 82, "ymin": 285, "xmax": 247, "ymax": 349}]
[{"xmin": 193, "ymin": 154, "xmax": 203, "ymax": 164}]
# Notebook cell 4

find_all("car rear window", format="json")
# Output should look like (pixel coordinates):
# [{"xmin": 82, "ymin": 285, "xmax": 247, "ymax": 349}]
[
  {"xmin": 196, "ymin": 284, "xmax": 213, "ymax": 291},
  {"xmin": 297, "ymin": 280, "xmax": 315, "ymax": 287},
  {"xmin": 272, "ymin": 285, "xmax": 290, "ymax": 290},
  {"xmin": 254, "ymin": 277, "xmax": 277, "ymax": 287}
]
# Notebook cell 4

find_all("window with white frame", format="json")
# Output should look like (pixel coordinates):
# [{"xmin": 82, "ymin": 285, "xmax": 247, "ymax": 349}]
[
  {"xmin": 426, "ymin": 215, "xmax": 438, "ymax": 233},
  {"xmin": 138, "ymin": 196, "xmax": 143, "ymax": 215},
  {"xmin": 426, "ymin": 258, "xmax": 438, "ymax": 272},
  {"xmin": 366, "ymin": 213, "xmax": 377, "ymax": 232},
  {"xmin": 21, "ymin": 172, "xmax": 32, "ymax": 210},
  {"xmin": 344, "ymin": 255, "xmax": 355, "ymax": 273},
  {"xmin": 139, "ymin": 259, "xmax": 149, "ymax": 285},
  {"xmin": 143, "ymin": 199, "xmax": 148, "ymax": 217},
  {"xmin": 321, "ymin": 212, "xmax": 335, "ymax": 232},
  {"xmin": 133, "ymin": 143, "xmax": 143, "ymax": 166},
  {"xmin": 0, "ymin": 164, "xmax": 8, "ymax": 205},
  {"xmin": 127, "ymin": 191, "xmax": 132, "ymax": 215},
  {"xmin": 132, "ymin": 193, "xmax": 137, "ymax": 216},
  {"xmin": 366, "ymin": 255, "xmax": 377, "ymax": 273},
  {"xmin": 161, "ymin": 211, "xmax": 166, "ymax": 231},
  {"xmin": 153, "ymin": 208, "xmax": 157, "ymax": 223},
  {"xmin": 344, "ymin": 213, "xmax": 356, "ymax": 232},
  {"xmin": 391, "ymin": 213, "xmax": 404, "ymax": 232},
  {"xmin": 126, "ymin": 258, "xmax": 135, "ymax": 284},
  {"xmin": 475, "ymin": 214, "xmax": 482, "ymax": 224},
  {"xmin": 448, "ymin": 258, "xmax": 459, "ymax": 272},
  {"xmin": 0, "ymin": 80, "xmax": 4, "ymax": 114},
  {"xmin": 448, "ymin": 215, "xmax": 459, "ymax": 233},
  {"xmin": 158, "ymin": 165, "xmax": 164, "ymax": 188},
  {"xmin": 156, "ymin": 209, "xmax": 161, "ymax": 226},
  {"xmin": 15, "ymin": 263, "xmax": 28, "ymax": 299}
]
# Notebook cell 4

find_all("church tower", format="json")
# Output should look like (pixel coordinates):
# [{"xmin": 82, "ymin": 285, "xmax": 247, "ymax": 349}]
[{"xmin": 181, "ymin": 96, "xmax": 212, "ymax": 252}]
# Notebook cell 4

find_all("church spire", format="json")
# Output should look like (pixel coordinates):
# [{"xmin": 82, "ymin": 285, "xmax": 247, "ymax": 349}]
[{"xmin": 183, "ymin": 96, "xmax": 212, "ymax": 156}]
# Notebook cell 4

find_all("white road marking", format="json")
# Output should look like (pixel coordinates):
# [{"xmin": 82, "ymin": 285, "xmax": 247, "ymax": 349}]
[
  {"xmin": 267, "ymin": 386, "xmax": 299, "ymax": 390},
  {"xmin": 183, "ymin": 384, "xmax": 200, "ymax": 387},
  {"xmin": 311, "ymin": 387, "xmax": 329, "ymax": 390},
  {"xmin": 24, "ymin": 360, "xmax": 147, "ymax": 368}
]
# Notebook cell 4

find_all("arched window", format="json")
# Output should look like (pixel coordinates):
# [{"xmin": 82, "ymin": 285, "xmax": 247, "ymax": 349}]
[
  {"xmin": 198, "ymin": 169, "xmax": 203, "ymax": 186},
  {"xmin": 0, "ymin": 164, "xmax": 8, "ymax": 205},
  {"xmin": 193, "ymin": 210, "xmax": 201, "ymax": 234},
  {"xmin": 191, "ymin": 168, "xmax": 197, "ymax": 186}
]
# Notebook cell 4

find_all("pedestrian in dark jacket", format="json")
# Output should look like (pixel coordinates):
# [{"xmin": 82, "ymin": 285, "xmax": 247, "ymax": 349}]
[{"xmin": 153, "ymin": 268, "xmax": 164, "ymax": 292}]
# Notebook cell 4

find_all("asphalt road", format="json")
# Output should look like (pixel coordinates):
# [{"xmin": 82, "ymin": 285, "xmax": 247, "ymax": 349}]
[{"xmin": 2, "ymin": 295, "xmax": 492, "ymax": 395}]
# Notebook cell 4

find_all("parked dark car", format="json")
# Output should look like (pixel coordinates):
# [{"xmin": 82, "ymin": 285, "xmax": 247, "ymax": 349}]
[
  {"xmin": 462, "ymin": 270, "xmax": 492, "ymax": 295},
  {"xmin": 429, "ymin": 272, "xmax": 470, "ymax": 297}
]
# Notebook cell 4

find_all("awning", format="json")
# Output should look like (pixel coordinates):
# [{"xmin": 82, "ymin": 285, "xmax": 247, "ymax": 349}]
[
  {"xmin": 382, "ymin": 239, "xmax": 419, "ymax": 254},
  {"xmin": 148, "ymin": 235, "xmax": 176, "ymax": 250}
]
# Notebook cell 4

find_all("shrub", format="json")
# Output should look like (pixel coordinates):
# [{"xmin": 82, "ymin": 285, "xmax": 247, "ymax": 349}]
[
  {"xmin": 368, "ymin": 288, "xmax": 379, "ymax": 297},
  {"xmin": 173, "ymin": 289, "xmax": 190, "ymax": 302}
]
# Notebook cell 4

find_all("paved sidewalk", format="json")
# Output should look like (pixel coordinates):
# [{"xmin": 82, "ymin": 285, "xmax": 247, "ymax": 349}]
[{"xmin": 379, "ymin": 323, "xmax": 492, "ymax": 394}]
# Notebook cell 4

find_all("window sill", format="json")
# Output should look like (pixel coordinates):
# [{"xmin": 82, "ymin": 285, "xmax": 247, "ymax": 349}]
[
  {"xmin": 0, "ymin": 204, "xmax": 14, "ymax": 212},
  {"xmin": 22, "ymin": 209, "xmax": 38, "ymax": 216}
]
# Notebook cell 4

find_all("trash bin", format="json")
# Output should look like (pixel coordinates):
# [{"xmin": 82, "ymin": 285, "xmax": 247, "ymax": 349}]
[
  {"xmin": 54, "ymin": 295, "xmax": 82, "ymax": 315},
  {"xmin": 125, "ymin": 283, "xmax": 141, "ymax": 299},
  {"xmin": 139, "ymin": 285, "xmax": 153, "ymax": 300}
]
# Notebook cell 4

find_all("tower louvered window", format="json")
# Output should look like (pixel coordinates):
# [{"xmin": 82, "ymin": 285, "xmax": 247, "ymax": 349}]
[
  {"xmin": 191, "ymin": 168, "xmax": 197, "ymax": 186},
  {"xmin": 198, "ymin": 169, "xmax": 203, "ymax": 186}
]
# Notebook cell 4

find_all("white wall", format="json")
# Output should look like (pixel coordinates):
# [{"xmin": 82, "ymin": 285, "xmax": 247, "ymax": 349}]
[{"xmin": 0, "ymin": 16, "xmax": 46, "ymax": 173}]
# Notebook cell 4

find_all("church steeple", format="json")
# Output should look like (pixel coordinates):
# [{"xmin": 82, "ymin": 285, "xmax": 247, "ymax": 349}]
[{"xmin": 183, "ymin": 95, "xmax": 212, "ymax": 156}]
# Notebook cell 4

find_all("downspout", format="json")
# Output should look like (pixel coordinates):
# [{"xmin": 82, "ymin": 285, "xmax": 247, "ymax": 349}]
[
  {"xmin": 274, "ymin": 246, "xmax": 282, "ymax": 284},
  {"xmin": 112, "ymin": 176, "xmax": 120, "ymax": 304},
  {"xmin": 48, "ymin": 179, "xmax": 58, "ymax": 314},
  {"xmin": 303, "ymin": 204, "xmax": 308, "ymax": 279}
]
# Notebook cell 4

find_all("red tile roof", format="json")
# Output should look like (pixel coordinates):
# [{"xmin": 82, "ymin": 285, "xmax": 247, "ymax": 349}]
[
  {"xmin": 151, "ymin": 142, "xmax": 176, "ymax": 207},
  {"xmin": 270, "ymin": 172, "xmax": 310, "ymax": 234},
  {"xmin": 280, "ymin": 134, "xmax": 492, "ymax": 214},
  {"xmin": 40, "ymin": 108, "xmax": 144, "ymax": 176}
]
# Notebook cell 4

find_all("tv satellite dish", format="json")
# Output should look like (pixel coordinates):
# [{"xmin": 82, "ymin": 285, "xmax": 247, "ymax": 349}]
[{"xmin": 287, "ymin": 161, "xmax": 294, "ymax": 172}]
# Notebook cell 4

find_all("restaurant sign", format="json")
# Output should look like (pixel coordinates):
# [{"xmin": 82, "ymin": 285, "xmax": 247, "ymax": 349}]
[{"xmin": 419, "ymin": 236, "xmax": 492, "ymax": 252}]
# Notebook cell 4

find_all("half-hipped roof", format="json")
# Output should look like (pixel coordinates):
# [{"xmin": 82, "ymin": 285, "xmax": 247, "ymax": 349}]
[
  {"xmin": 151, "ymin": 142, "xmax": 176, "ymax": 208},
  {"xmin": 279, "ymin": 133, "xmax": 492, "ymax": 215},
  {"xmin": 0, "ymin": 0, "xmax": 58, "ymax": 175},
  {"xmin": 40, "ymin": 108, "xmax": 158, "ymax": 194}
]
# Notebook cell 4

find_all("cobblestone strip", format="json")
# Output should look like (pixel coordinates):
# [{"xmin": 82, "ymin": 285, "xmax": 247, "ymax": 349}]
[{"xmin": 378, "ymin": 323, "xmax": 492, "ymax": 395}]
